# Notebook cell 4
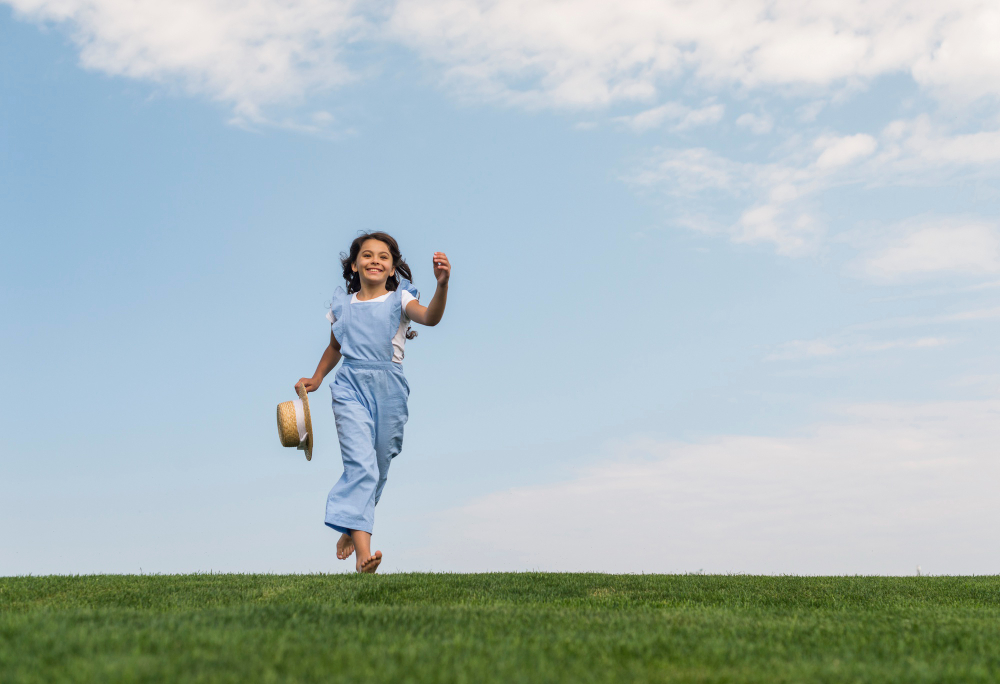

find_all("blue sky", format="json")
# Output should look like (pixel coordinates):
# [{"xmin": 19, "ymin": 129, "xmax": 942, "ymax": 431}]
[{"xmin": 2, "ymin": 0, "xmax": 1000, "ymax": 575}]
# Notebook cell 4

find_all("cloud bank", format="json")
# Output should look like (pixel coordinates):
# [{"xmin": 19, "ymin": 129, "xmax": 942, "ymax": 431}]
[
  {"xmin": 422, "ymin": 401, "xmax": 1000, "ymax": 574},
  {"xmin": 861, "ymin": 219, "xmax": 1000, "ymax": 280},
  {"xmin": 627, "ymin": 120, "xmax": 1000, "ymax": 264},
  {"xmin": 391, "ymin": 0, "xmax": 1000, "ymax": 108},
  {"xmin": 6, "ymin": 0, "xmax": 364, "ymax": 122},
  {"xmin": 9, "ymin": 0, "xmax": 1000, "ymax": 266},
  {"xmin": 10, "ymin": 0, "xmax": 1000, "ymax": 114}
]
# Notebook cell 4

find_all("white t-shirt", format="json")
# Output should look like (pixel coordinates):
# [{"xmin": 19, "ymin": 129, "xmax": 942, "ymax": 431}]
[{"xmin": 326, "ymin": 290, "xmax": 418, "ymax": 364}]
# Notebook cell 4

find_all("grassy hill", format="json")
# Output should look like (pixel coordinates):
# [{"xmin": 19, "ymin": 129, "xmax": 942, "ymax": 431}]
[{"xmin": 2, "ymin": 573, "xmax": 999, "ymax": 682}]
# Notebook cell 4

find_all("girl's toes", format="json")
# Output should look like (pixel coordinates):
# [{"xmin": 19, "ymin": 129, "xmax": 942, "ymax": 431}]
[{"xmin": 359, "ymin": 551, "xmax": 382, "ymax": 574}]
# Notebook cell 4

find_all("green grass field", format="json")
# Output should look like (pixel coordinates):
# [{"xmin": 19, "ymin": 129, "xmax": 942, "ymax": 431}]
[{"xmin": 2, "ymin": 573, "xmax": 999, "ymax": 683}]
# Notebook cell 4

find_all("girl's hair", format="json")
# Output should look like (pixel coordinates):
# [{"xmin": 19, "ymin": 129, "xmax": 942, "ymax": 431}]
[{"xmin": 340, "ymin": 231, "xmax": 417, "ymax": 340}]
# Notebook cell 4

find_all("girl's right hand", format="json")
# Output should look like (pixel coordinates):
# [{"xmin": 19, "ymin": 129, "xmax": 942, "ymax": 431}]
[{"xmin": 295, "ymin": 377, "xmax": 320, "ymax": 393}]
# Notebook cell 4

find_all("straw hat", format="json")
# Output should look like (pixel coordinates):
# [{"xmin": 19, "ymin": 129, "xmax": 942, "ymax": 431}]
[{"xmin": 277, "ymin": 384, "xmax": 313, "ymax": 460}]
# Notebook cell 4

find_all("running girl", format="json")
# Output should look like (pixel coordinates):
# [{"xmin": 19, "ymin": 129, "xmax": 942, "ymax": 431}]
[{"xmin": 296, "ymin": 233, "xmax": 450, "ymax": 573}]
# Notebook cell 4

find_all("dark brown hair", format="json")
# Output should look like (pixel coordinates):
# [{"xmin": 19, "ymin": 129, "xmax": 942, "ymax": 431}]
[{"xmin": 340, "ymin": 231, "xmax": 417, "ymax": 339}]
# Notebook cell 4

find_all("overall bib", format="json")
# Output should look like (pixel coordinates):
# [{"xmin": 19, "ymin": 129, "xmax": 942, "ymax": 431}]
[{"xmin": 324, "ymin": 279, "xmax": 416, "ymax": 535}]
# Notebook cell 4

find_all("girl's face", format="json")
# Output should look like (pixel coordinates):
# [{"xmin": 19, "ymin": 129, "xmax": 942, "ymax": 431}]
[{"xmin": 352, "ymin": 239, "xmax": 395, "ymax": 287}]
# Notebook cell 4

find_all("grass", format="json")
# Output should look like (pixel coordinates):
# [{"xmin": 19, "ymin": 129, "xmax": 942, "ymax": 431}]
[{"xmin": 2, "ymin": 573, "xmax": 999, "ymax": 683}]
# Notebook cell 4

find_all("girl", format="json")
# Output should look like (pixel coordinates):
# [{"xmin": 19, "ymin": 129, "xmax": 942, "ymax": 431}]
[{"xmin": 296, "ymin": 232, "xmax": 450, "ymax": 573}]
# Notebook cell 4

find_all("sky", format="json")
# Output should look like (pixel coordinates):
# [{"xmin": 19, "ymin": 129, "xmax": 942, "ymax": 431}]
[{"xmin": 2, "ymin": 0, "xmax": 999, "ymax": 576}]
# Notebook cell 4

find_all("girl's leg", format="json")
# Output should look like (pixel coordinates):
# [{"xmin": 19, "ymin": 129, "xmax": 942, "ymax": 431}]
[
  {"xmin": 327, "ymin": 367, "xmax": 406, "ymax": 572},
  {"xmin": 372, "ymin": 373, "xmax": 409, "ymax": 506},
  {"xmin": 347, "ymin": 370, "xmax": 405, "ymax": 574},
  {"xmin": 350, "ymin": 530, "xmax": 382, "ymax": 573},
  {"xmin": 326, "ymin": 381, "xmax": 379, "ymax": 535}
]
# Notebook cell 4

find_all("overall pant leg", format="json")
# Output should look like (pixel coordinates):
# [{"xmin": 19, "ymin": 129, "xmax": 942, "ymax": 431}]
[
  {"xmin": 370, "ymin": 368, "xmax": 410, "ymax": 506},
  {"xmin": 325, "ymin": 370, "xmax": 379, "ymax": 535}
]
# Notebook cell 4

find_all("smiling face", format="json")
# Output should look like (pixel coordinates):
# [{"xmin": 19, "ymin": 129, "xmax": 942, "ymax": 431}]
[{"xmin": 351, "ymin": 238, "xmax": 395, "ymax": 288}]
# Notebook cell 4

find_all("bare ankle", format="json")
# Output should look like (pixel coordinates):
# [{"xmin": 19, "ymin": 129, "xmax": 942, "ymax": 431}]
[{"xmin": 350, "ymin": 530, "xmax": 372, "ymax": 559}]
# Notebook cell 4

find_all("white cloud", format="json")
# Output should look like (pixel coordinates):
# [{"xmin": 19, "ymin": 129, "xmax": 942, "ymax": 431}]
[
  {"xmin": 5, "ymin": 0, "xmax": 364, "ymax": 122},
  {"xmin": 861, "ymin": 219, "xmax": 1000, "ymax": 279},
  {"xmin": 390, "ymin": 0, "xmax": 1000, "ymax": 109},
  {"xmin": 422, "ymin": 401, "xmax": 1000, "ymax": 574},
  {"xmin": 8, "ymin": 0, "xmax": 1000, "ymax": 131},
  {"xmin": 9, "ymin": 0, "xmax": 1000, "ymax": 273},
  {"xmin": 796, "ymin": 100, "xmax": 826, "ymax": 122},
  {"xmin": 814, "ymin": 133, "xmax": 878, "ymax": 169},
  {"xmin": 733, "ymin": 202, "xmax": 821, "ymax": 256},
  {"xmin": 677, "ymin": 104, "xmax": 725, "ymax": 129},
  {"xmin": 626, "ymin": 141, "xmax": 849, "ymax": 256},
  {"xmin": 943, "ymin": 306, "xmax": 1000, "ymax": 322},
  {"xmin": 629, "ymin": 115, "xmax": 1000, "ymax": 263},
  {"xmin": 6, "ymin": 0, "xmax": 1000, "ymax": 135},
  {"xmin": 910, "ymin": 4, "xmax": 1000, "ymax": 103},
  {"xmin": 615, "ymin": 102, "xmax": 723, "ymax": 132},
  {"xmin": 847, "ymin": 305, "xmax": 1000, "ymax": 331},
  {"xmin": 767, "ymin": 335, "xmax": 951, "ymax": 361},
  {"xmin": 628, "ymin": 147, "xmax": 746, "ymax": 195},
  {"xmin": 878, "ymin": 116, "xmax": 1000, "ymax": 173},
  {"xmin": 765, "ymin": 304, "xmax": 1000, "ymax": 363},
  {"xmin": 617, "ymin": 103, "xmax": 685, "ymax": 132},
  {"xmin": 736, "ymin": 112, "xmax": 774, "ymax": 135}
]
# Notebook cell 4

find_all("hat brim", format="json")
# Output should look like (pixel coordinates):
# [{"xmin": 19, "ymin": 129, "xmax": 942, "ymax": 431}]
[{"xmin": 296, "ymin": 384, "xmax": 313, "ymax": 461}]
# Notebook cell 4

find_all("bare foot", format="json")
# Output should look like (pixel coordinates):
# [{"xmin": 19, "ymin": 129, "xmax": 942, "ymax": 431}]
[
  {"xmin": 336, "ymin": 533, "xmax": 355, "ymax": 560},
  {"xmin": 357, "ymin": 550, "xmax": 382, "ymax": 574}
]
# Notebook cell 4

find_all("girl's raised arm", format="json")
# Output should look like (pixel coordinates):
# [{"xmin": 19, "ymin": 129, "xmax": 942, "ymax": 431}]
[
  {"xmin": 296, "ymin": 332, "xmax": 342, "ymax": 393},
  {"xmin": 405, "ymin": 252, "xmax": 451, "ymax": 326}
]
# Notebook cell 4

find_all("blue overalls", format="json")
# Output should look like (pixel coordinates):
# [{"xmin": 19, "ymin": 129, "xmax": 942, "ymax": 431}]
[{"xmin": 324, "ymin": 279, "xmax": 417, "ymax": 535}]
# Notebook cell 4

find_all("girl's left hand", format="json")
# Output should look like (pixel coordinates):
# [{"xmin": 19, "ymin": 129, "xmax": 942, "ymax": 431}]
[{"xmin": 432, "ymin": 252, "xmax": 451, "ymax": 286}]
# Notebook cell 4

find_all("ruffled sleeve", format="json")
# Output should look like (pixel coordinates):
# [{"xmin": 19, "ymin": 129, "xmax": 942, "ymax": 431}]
[
  {"xmin": 397, "ymin": 277, "xmax": 419, "ymax": 300},
  {"xmin": 328, "ymin": 287, "xmax": 347, "ymax": 342}
]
